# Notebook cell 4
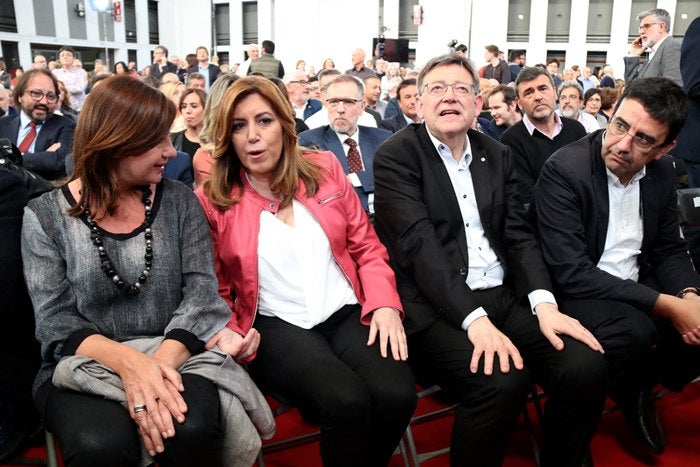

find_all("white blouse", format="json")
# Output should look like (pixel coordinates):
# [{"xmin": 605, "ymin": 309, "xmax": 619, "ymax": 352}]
[{"xmin": 256, "ymin": 200, "xmax": 358, "ymax": 328}]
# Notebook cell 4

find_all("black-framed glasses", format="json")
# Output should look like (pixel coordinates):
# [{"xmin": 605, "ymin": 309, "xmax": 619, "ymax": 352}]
[
  {"xmin": 422, "ymin": 81, "xmax": 477, "ymax": 97},
  {"xmin": 25, "ymin": 89, "xmax": 59, "ymax": 103},
  {"xmin": 607, "ymin": 117, "xmax": 661, "ymax": 153},
  {"xmin": 326, "ymin": 98, "xmax": 361, "ymax": 109}
]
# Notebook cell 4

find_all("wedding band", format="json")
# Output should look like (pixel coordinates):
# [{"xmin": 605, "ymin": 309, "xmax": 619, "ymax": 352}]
[{"xmin": 133, "ymin": 404, "xmax": 147, "ymax": 413}]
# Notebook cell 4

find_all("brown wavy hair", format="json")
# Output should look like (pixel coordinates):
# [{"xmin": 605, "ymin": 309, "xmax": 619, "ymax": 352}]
[
  {"xmin": 203, "ymin": 76, "xmax": 321, "ymax": 210},
  {"xmin": 67, "ymin": 75, "xmax": 175, "ymax": 217}
]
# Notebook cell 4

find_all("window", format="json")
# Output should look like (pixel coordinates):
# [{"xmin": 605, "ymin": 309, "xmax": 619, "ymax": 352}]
[
  {"xmin": 215, "ymin": 3, "xmax": 230, "ymax": 46},
  {"xmin": 242, "ymin": 2, "xmax": 258, "ymax": 44},
  {"xmin": 507, "ymin": 0, "xmax": 531, "ymax": 42}
]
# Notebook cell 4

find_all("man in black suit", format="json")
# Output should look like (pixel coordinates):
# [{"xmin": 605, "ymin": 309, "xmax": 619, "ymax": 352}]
[
  {"xmin": 149, "ymin": 45, "xmax": 178, "ymax": 81},
  {"xmin": 299, "ymin": 74, "xmax": 391, "ymax": 213},
  {"xmin": 186, "ymin": 46, "xmax": 220, "ymax": 92},
  {"xmin": 373, "ymin": 53, "xmax": 607, "ymax": 467},
  {"xmin": 379, "ymin": 78, "xmax": 420, "ymax": 134},
  {"xmin": 532, "ymin": 77, "xmax": 700, "ymax": 455},
  {"xmin": 0, "ymin": 69, "xmax": 75, "ymax": 180}
]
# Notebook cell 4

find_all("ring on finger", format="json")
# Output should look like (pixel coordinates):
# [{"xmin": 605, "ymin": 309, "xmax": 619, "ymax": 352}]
[{"xmin": 133, "ymin": 404, "xmax": 147, "ymax": 413}]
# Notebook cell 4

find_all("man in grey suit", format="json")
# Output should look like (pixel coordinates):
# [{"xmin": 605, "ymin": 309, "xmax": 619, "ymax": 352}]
[
  {"xmin": 298, "ymin": 74, "xmax": 391, "ymax": 213},
  {"xmin": 624, "ymin": 8, "xmax": 682, "ymax": 87}
]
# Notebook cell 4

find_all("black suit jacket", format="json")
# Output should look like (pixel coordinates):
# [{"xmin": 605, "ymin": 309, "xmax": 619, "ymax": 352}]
[
  {"xmin": 150, "ymin": 61, "xmax": 178, "ymax": 80},
  {"xmin": 186, "ymin": 63, "xmax": 220, "ymax": 86},
  {"xmin": 0, "ymin": 113, "xmax": 75, "ymax": 180},
  {"xmin": 298, "ymin": 125, "xmax": 391, "ymax": 211},
  {"xmin": 379, "ymin": 112, "xmax": 408, "ymax": 134},
  {"xmin": 532, "ymin": 130, "xmax": 700, "ymax": 312},
  {"xmin": 373, "ymin": 123, "xmax": 553, "ymax": 333}
]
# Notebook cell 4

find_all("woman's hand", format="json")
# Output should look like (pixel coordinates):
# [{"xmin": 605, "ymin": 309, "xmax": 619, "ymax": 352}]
[
  {"xmin": 75, "ymin": 336, "xmax": 188, "ymax": 456},
  {"xmin": 117, "ymin": 349, "xmax": 189, "ymax": 456},
  {"xmin": 367, "ymin": 307, "xmax": 408, "ymax": 361},
  {"xmin": 206, "ymin": 327, "xmax": 260, "ymax": 363}
]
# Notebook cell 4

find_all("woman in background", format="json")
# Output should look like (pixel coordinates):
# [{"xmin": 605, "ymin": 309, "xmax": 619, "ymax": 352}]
[{"xmin": 170, "ymin": 88, "xmax": 206, "ymax": 158}]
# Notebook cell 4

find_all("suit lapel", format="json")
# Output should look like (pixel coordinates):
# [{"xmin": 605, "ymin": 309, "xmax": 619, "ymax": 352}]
[
  {"xmin": 323, "ymin": 126, "xmax": 349, "ymax": 173},
  {"xmin": 591, "ymin": 137, "xmax": 610, "ymax": 259},
  {"xmin": 469, "ymin": 138, "xmax": 493, "ymax": 235}
]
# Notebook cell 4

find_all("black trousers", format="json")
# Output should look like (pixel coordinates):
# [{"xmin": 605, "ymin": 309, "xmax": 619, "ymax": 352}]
[
  {"xmin": 409, "ymin": 287, "xmax": 608, "ymax": 467},
  {"xmin": 38, "ymin": 373, "xmax": 224, "ymax": 467},
  {"xmin": 560, "ymin": 297, "xmax": 700, "ymax": 396},
  {"xmin": 250, "ymin": 304, "xmax": 417, "ymax": 467}
]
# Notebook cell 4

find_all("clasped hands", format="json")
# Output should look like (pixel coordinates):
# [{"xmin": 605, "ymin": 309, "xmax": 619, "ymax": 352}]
[
  {"xmin": 466, "ymin": 303, "xmax": 603, "ymax": 375},
  {"xmin": 119, "ymin": 350, "xmax": 188, "ymax": 457}
]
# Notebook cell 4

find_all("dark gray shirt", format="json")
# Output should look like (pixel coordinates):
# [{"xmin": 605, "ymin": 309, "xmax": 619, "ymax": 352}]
[{"xmin": 22, "ymin": 178, "xmax": 231, "ymax": 391}]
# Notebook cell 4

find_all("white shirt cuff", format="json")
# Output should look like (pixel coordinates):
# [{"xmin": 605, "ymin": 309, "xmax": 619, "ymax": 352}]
[
  {"xmin": 528, "ymin": 289, "xmax": 557, "ymax": 315},
  {"xmin": 460, "ymin": 307, "xmax": 488, "ymax": 331}
]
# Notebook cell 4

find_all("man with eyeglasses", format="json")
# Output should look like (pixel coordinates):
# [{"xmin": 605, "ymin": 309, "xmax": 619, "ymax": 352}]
[
  {"xmin": 624, "ymin": 8, "xmax": 682, "ymax": 87},
  {"xmin": 0, "ymin": 69, "xmax": 75, "ymax": 180},
  {"xmin": 532, "ymin": 77, "xmax": 699, "ymax": 455},
  {"xmin": 373, "ymin": 53, "xmax": 607, "ymax": 467},
  {"xmin": 299, "ymin": 74, "xmax": 391, "ymax": 213},
  {"xmin": 283, "ymin": 69, "xmax": 322, "ymax": 121}
]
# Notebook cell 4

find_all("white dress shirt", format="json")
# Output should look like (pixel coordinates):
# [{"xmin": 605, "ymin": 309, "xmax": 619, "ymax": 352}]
[{"xmin": 597, "ymin": 167, "xmax": 645, "ymax": 281}]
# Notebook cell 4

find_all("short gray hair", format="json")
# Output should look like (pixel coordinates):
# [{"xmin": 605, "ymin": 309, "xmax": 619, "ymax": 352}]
[
  {"xmin": 417, "ymin": 53, "xmax": 479, "ymax": 95},
  {"xmin": 325, "ymin": 74, "xmax": 364, "ymax": 99},
  {"xmin": 558, "ymin": 80, "xmax": 583, "ymax": 100},
  {"xmin": 636, "ymin": 8, "xmax": 671, "ymax": 31}
]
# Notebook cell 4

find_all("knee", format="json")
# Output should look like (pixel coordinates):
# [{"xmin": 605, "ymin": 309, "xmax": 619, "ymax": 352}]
[
  {"xmin": 370, "ymin": 377, "xmax": 418, "ymax": 417},
  {"xmin": 60, "ymin": 428, "xmax": 140, "ymax": 467},
  {"xmin": 317, "ymin": 383, "xmax": 374, "ymax": 428},
  {"xmin": 459, "ymin": 368, "xmax": 531, "ymax": 409},
  {"xmin": 555, "ymin": 340, "xmax": 608, "ymax": 391}
]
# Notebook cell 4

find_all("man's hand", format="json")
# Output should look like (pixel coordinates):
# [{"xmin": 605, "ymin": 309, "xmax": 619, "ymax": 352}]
[
  {"xmin": 629, "ymin": 36, "xmax": 645, "ymax": 56},
  {"xmin": 466, "ymin": 316, "xmax": 523, "ymax": 375},
  {"xmin": 46, "ymin": 142, "xmax": 61, "ymax": 152},
  {"xmin": 654, "ymin": 293, "xmax": 700, "ymax": 346},
  {"xmin": 368, "ymin": 307, "xmax": 408, "ymax": 360},
  {"xmin": 534, "ymin": 302, "xmax": 603, "ymax": 353}
]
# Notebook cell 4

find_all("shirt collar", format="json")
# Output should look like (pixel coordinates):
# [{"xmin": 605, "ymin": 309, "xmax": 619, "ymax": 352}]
[
  {"xmin": 605, "ymin": 165, "xmax": 646, "ymax": 187},
  {"xmin": 336, "ymin": 129, "xmax": 359, "ymax": 146},
  {"xmin": 648, "ymin": 35, "xmax": 669, "ymax": 57},
  {"xmin": 522, "ymin": 112, "xmax": 563, "ymax": 139},
  {"xmin": 426, "ymin": 127, "xmax": 472, "ymax": 168},
  {"xmin": 20, "ymin": 111, "xmax": 43, "ymax": 127}
]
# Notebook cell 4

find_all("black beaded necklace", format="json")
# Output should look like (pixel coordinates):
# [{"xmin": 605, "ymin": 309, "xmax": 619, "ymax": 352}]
[{"xmin": 83, "ymin": 186, "xmax": 154, "ymax": 296}]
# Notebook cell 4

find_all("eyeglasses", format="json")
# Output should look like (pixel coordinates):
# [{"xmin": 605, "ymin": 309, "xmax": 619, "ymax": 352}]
[
  {"xmin": 638, "ymin": 22, "xmax": 660, "ymax": 31},
  {"xmin": 607, "ymin": 117, "xmax": 661, "ymax": 153},
  {"xmin": 24, "ymin": 89, "xmax": 59, "ymax": 103},
  {"xmin": 423, "ymin": 81, "xmax": 477, "ymax": 97},
  {"xmin": 289, "ymin": 80, "xmax": 309, "ymax": 86},
  {"xmin": 326, "ymin": 98, "xmax": 361, "ymax": 109}
]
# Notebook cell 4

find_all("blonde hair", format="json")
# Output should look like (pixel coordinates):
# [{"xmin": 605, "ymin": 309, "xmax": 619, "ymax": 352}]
[{"xmin": 203, "ymin": 76, "xmax": 321, "ymax": 210}]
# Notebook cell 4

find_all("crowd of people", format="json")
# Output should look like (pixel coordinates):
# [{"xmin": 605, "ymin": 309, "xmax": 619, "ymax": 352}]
[{"xmin": 1, "ymin": 7, "xmax": 699, "ymax": 467}]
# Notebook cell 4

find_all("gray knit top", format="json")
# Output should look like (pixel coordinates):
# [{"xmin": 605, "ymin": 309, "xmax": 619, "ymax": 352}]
[{"xmin": 21, "ymin": 179, "xmax": 232, "ymax": 393}]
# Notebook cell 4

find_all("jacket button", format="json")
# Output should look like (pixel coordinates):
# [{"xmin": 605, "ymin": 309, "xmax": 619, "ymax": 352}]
[{"xmin": 459, "ymin": 268, "xmax": 467, "ymax": 276}]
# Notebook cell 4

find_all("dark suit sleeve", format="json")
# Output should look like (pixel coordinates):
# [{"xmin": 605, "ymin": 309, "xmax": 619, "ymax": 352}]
[
  {"xmin": 22, "ymin": 118, "xmax": 76, "ymax": 180},
  {"xmin": 645, "ymin": 161, "xmax": 700, "ymax": 293},
  {"xmin": 532, "ymin": 154, "xmax": 660, "ymax": 311},
  {"xmin": 500, "ymin": 62, "xmax": 511, "ymax": 84}
]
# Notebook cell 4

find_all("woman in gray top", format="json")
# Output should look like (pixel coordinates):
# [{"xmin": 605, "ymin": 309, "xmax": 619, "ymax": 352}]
[{"xmin": 21, "ymin": 76, "xmax": 266, "ymax": 467}]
